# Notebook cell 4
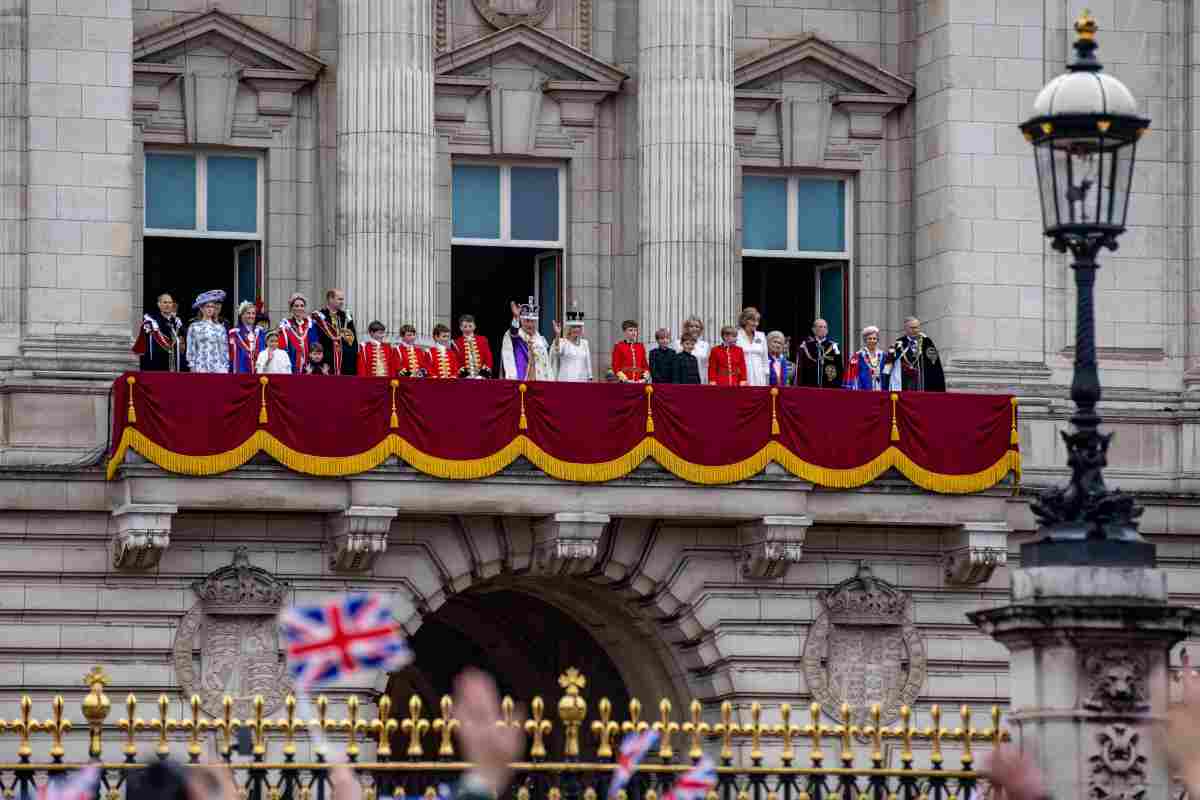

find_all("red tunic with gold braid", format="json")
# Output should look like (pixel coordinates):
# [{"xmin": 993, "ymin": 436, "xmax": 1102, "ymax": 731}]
[
  {"xmin": 453, "ymin": 334, "xmax": 494, "ymax": 377},
  {"xmin": 424, "ymin": 344, "xmax": 461, "ymax": 379},
  {"xmin": 395, "ymin": 344, "xmax": 427, "ymax": 377},
  {"xmin": 708, "ymin": 344, "xmax": 748, "ymax": 386},
  {"xmin": 611, "ymin": 340, "xmax": 649, "ymax": 382},
  {"xmin": 358, "ymin": 340, "xmax": 400, "ymax": 377}
]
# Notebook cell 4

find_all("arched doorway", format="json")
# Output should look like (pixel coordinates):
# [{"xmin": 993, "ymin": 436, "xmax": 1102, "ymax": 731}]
[{"xmin": 387, "ymin": 585, "xmax": 632, "ymax": 758}]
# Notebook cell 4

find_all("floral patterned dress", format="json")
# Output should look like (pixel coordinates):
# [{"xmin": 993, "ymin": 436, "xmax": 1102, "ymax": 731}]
[{"xmin": 186, "ymin": 319, "xmax": 230, "ymax": 373}]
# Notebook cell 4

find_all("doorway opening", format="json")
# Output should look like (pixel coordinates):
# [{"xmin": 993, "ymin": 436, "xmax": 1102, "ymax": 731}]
[
  {"xmin": 143, "ymin": 236, "xmax": 260, "ymax": 321},
  {"xmin": 742, "ymin": 256, "xmax": 849, "ymax": 358},
  {"xmin": 451, "ymin": 245, "xmax": 563, "ymax": 362}
]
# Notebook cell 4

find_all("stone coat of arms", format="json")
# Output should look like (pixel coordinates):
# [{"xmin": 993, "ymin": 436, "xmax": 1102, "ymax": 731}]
[
  {"xmin": 802, "ymin": 565, "xmax": 926, "ymax": 727},
  {"xmin": 472, "ymin": 0, "xmax": 553, "ymax": 29},
  {"xmin": 173, "ymin": 549, "xmax": 292, "ymax": 718}
]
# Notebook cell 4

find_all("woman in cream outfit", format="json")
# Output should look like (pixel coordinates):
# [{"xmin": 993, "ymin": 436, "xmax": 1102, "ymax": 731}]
[{"xmin": 736, "ymin": 307, "xmax": 768, "ymax": 386}]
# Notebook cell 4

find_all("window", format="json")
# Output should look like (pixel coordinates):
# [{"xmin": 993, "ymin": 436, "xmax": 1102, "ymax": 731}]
[
  {"xmin": 741, "ymin": 175, "xmax": 850, "ymax": 258},
  {"xmin": 451, "ymin": 162, "xmax": 564, "ymax": 247},
  {"xmin": 144, "ymin": 151, "xmax": 264, "ymax": 239}
]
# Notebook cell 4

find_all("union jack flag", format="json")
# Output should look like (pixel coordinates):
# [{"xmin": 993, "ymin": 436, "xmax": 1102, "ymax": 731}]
[
  {"xmin": 280, "ymin": 593, "xmax": 413, "ymax": 689},
  {"xmin": 663, "ymin": 758, "xmax": 717, "ymax": 800},
  {"xmin": 608, "ymin": 730, "xmax": 659, "ymax": 799},
  {"xmin": 38, "ymin": 766, "xmax": 99, "ymax": 800}
]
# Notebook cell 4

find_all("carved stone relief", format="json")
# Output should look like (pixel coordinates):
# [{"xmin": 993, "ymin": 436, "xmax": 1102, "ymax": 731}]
[
  {"xmin": 472, "ymin": 0, "xmax": 553, "ymax": 29},
  {"xmin": 801, "ymin": 566, "xmax": 926, "ymax": 727},
  {"xmin": 1082, "ymin": 648, "xmax": 1150, "ymax": 713},
  {"xmin": 172, "ymin": 549, "xmax": 292, "ymax": 718},
  {"xmin": 1089, "ymin": 723, "xmax": 1147, "ymax": 800}
]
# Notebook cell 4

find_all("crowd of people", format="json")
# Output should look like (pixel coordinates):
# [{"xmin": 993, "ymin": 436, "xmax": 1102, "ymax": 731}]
[{"xmin": 134, "ymin": 288, "xmax": 946, "ymax": 392}]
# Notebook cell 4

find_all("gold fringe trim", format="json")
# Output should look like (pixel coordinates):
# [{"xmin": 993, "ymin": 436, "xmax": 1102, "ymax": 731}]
[
  {"xmin": 106, "ymin": 428, "xmax": 1023, "ymax": 493},
  {"xmin": 258, "ymin": 377, "xmax": 269, "ymax": 424},
  {"xmin": 125, "ymin": 376, "xmax": 136, "ymax": 424},
  {"xmin": 890, "ymin": 392, "xmax": 900, "ymax": 442},
  {"xmin": 645, "ymin": 385, "xmax": 654, "ymax": 434}
]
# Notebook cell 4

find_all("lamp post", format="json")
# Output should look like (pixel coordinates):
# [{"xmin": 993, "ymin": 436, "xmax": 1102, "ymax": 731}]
[{"xmin": 1020, "ymin": 11, "xmax": 1153, "ymax": 567}]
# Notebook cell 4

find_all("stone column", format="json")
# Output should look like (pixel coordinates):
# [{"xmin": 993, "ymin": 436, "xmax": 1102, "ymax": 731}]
[
  {"xmin": 637, "ymin": 0, "xmax": 737, "ymax": 337},
  {"xmin": 971, "ymin": 567, "xmax": 1198, "ymax": 800},
  {"xmin": 336, "ymin": 0, "xmax": 435, "ymax": 335},
  {"xmin": 0, "ymin": 0, "xmax": 25, "ymax": 360}
]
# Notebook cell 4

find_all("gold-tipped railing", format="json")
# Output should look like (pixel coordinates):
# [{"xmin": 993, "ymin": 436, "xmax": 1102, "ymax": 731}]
[{"xmin": 0, "ymin": 666, "xmax": 1009, "ymax": 800}]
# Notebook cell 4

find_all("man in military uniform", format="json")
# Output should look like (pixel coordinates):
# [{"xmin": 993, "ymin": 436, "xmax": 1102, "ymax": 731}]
[
  {"xmin": 313, "ymin": 288, "xmax": 358, "ymax": 375},
  {"xmin": 798, "ymin": 318, "xmax": 843, "ymax": 388},
  {"xmin": 883, "ymin": 317, "xmax": 945, "ymax": 392}
]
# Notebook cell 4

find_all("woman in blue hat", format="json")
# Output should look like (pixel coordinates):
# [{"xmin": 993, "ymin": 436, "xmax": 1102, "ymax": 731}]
[{"xmin": 186, "ymin": 289, "xmax": 230, "ymax": 373}]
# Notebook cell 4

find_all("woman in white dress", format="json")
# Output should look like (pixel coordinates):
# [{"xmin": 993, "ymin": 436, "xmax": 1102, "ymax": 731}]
[
  {"xmin": 185, "ymin": 289, "xmax": 230, "ymax": 373},
  {"xmin": 551, "ymin": 314, "xmax": 592, "ymax": 381},
  {"xmin": 255, "ymin": 330, "xmax": 294, "ymax": 374},
  {"xmin": 736, "ymin": 307, "xmax": 768, "ymax": 386},
  {"xmin": 673, "ymin": 315, "xmax": 710, "ymax": 380}
]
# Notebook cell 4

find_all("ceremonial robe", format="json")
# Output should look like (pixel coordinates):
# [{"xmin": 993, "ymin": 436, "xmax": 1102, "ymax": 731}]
[
  {"xmin": 278, "ymin": 317, "xmax": 319, "ymax": 375},
  {"xmin": 358, "ymin": 341, "xmax": 400, "ymax": 378},
  {"xmin": 395, "ymin": 344, "xmax": 428, "ymax": 378},
  {"xmin": 798, "ymin": 337, "xmax": 843, "ymax": 388},
  {"xmin": 228, "ymin": 323, "xmax": 264, "ymax": 375},
  {"xmin": 552, "ymin": 337, "xmax": 592, "ymax": 382},
  {"xmin": 708, "ymin": 344, "xmax": 748, "ymax": 386},
  {"xmin": 132, "ymin": 312, "xmax": 185, "ymax": 371},
  {"xmin": 843, "ymin": 348, "xmax": 887, "ymax": 391},
  {"xmin": 312, "ymin": 308, "xmax": 358, "ymax": 375},
  {"xmin": 884, "ymin": 334, "xmax": 946, "ymax": 392},
  {"xmin": 612, "ymin": 340, "xmax": 649, "ymax": 382},
  {"xmin": 424, "ymin": 344, "xmax": 461, "ymax": 379},
  {"xmin": 502, "ymin": 323, "xmax": 553, "ymax": 380},
  {"xmin": 453, "ymin": 334, "xmax": 494, "ymax": 378}
]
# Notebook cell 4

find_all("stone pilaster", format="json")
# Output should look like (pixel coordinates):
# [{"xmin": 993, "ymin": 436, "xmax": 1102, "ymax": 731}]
[
  {"xmin": 335, "ymin": 0, "xmax": 435, "ymax": 335},
  {"xmin": 637, "ymin": 0, "xmax": 736, "ymax": 336},
  {"xmin": 0, "ymin": 0, "xmax": 25, "ymax": 362},
  {"xmin": 971, "ymin": 567, "xmax": 1198, "ymax": 800}
]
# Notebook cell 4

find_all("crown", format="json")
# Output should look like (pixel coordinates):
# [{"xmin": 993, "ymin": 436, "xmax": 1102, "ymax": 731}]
[
  {"xmin": 520, "ymin": 296, "xmax": 540, "ymax": 320},
  {"xmin": 818, "ymin": 565, "xmax": 907, "ymax": 626},
  {"xmin": 566, "ymin": 309, "xmax": 586, "ymax": 323},
  {"xmin": 191, "ymin": 547, "xmax": 289, "ymax": 615}
]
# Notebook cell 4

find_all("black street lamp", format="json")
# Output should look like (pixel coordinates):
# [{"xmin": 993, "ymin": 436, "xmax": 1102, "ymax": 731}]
[{"xmin": 1020, "ymin": 12, "xmax": 1154, "ymax": 567}]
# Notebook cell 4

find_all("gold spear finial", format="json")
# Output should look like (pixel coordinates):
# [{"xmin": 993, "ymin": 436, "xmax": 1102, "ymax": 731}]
[{"xmin": 81, "ymin": 666, "xmax": 112, "ymax": 760}]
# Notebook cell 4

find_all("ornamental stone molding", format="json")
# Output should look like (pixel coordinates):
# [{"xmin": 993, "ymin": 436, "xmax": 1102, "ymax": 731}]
[
  {"xmin": 1082, "ymin": 648, "xmax": 1150, "ymax": 713},
  {"xmin": 471, "ymin": 0, "xmax": 553, "ymax": 30},
  {"xmin": 173, "ymin": 549, "xmax": 292, "ymax": 718},
  {"xmin": 942, "ymin": 522, "xmax": 1009, "ymax": 586},
  {"xmin": 109, "ymin": 503, "xmax": 176, "ymax": 571},
  {"xmin": 531, "ymin": 512, "xmax": 610, "ymax": 575},
  {"xmin": 737, "ymin": 515, "xmax": 811, "ymax": 580},
  {"xmin": 801, "ymin": 566, "xmax": 926, "ymax": 727},
  {"xmin": 326, "ymin": 506, "xmax": 399, "ymax": 572}
]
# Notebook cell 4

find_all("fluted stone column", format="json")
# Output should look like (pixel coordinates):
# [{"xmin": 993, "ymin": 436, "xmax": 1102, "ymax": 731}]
[
  {"xmin": 637, "ymin": 0, "xmax": 737, "ymax": 336},
  {"xmin": 336, "ymin": 0, "xmax": 435, "ymax": 334}
]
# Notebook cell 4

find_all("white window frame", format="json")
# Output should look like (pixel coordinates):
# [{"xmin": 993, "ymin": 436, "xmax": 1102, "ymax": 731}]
[
  {"xmin": 450, "ymin": 160, "xmax": 566, "ymax": 249},
  {"xmin": 143, "ymin": 149, "xmax": 265, "ymax": 240},
  {"xmin": 741, "ymin": 173, "xmax": 853, "ymax": 261}
]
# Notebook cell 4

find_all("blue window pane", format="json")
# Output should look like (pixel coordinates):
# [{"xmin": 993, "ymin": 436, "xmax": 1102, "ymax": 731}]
[
  {"xmin": 237, "ymin": 246, "xmax": 257, "ymax": 306},
  {"xmin": 537, "ymin": 253, "xmax": 559, "ymax": 341},
  {"xmin": 742, "ymin": 176, "xmax": 788, "ymax": 250},
  {"xmin": 819, "ymin": 266, "xmax": 844, "ymax": 348},
  {"xmin": 452, "ymin": 165, "xmax": 501, "ymax": 239},
  {"xmin": 207, "ymin": 156, "xmax": 258, "ymax": 233},
  {"xmin": 511, "ymin": 167, "xmax": 559, "ymax": 242},
  {"xmin": 797, "ymin": 179, "xmax": 846, "ymax": 252},
  {"xmin": 145, "ymin": 154, "xmax": 196, "ymax": 230}
]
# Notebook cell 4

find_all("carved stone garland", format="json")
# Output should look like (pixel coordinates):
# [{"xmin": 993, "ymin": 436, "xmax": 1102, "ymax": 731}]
[{"xmin": 1083, "ymin": 648, "xmax": 1151, "ymax": 800}]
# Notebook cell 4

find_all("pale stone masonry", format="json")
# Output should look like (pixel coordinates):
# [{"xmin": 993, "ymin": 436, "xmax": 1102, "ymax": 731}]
[{"xmin": 0, "ymin": 0, "xmax": 1199, "ymax": 772}]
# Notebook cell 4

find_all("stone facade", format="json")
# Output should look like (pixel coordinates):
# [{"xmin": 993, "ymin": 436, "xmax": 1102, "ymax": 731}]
[{"xmin": 1, "ymin": 0, "xmax": 1200, "ymax": 771}]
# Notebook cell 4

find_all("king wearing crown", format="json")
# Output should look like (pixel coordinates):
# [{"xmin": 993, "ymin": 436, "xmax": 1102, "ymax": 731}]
[{"xmin": 502, "ymin": 297, "xmax": 554, "ymax": 381}]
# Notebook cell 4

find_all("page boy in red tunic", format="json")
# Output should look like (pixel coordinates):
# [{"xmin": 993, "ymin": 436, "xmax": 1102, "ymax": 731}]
[
  {"xmin": 395, "ymin": 324, "xmax": 427, "ymax": 378},
  {"xmin": 611, "ymin": 319, "xmax": 649, "ymax": 383},
  {"xmin": 708, "ymin": 325, "xmax": 748, "ymax": 386},
  {"xmin": 424, "ymin": 323, "xmax": 462, "ymax": 379},
  {"xmin": 454, "ymin": 314, "xmax": 494, "ymax": 378},
  {"xmin": 358, "ymin": 320, "xmax": 400, "ymax": 377}
]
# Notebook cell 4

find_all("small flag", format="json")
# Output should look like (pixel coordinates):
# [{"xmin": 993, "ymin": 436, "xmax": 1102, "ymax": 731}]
[
  {"xmin": 662, "ymin": 758, "xmax": 717, "ymax": 800},
  {"xmin": 280, "ymin": 593, "xmax": 413, "ymax": 689},
  {"xmin": 608, "ymin": 730, "xmax": 660, "ymax": 799},
  {"xmin": 38, "ymin": 766, "xmax": 100, "ymax": 800}
]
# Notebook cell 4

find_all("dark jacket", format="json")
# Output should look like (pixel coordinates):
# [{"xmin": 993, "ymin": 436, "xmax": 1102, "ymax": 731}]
[
  {"xmin": 672, "ymin": 351, "xmax": 702, "ymax": 385},
  {"xmin": 649, "ymin": 346, "xmax": 676, "ymax": 384}
]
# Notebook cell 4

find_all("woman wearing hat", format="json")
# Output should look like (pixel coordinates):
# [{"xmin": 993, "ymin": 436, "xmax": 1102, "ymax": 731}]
[
  {"xmin": 550, "ymin": 311, "xmax": 592, "ymax": 382},
  {"xmin": 279, "ymin": 292, "xmax": 318, "ymax": 375},
  {"xmin": 186, "ymin": 290, "xmax": 229, "ymax": 373},
  {"xmin": 228, "ymin": 301, "xmax": 264, "ymax": 375}
]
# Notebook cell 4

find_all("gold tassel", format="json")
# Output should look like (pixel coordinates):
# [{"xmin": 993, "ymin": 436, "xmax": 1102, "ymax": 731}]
[
  {"xmin": 126, "ymin": 375, "xmax": 137, "ymax": 424},
  {"xmin": 390, "ymin": 380, "xmax": 400, "ymax": 429},
  {"xmin": 770, "ymin": 387, "xmax": 780, "ymax": 436},
  {"xmin": 519, "ymin": 383, "xmax": 528, "ymax": 430},
  {"xmin": 890, "ymin": 392, "xmax": 900, "ymax": 442},
  {"xmin": 259, "ymin": 377, "xmax": 269, "ymax": 424},
  {"xmin": 645, "ymin": 385, "xmax": 655, "ymax": 434},
  {"xmin": 1010, "ymin": 396, "xmax": 1019, "ymax": 445}
]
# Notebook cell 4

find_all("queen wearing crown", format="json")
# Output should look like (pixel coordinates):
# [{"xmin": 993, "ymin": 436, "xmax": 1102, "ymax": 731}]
[
  {"xmin": 502, "ymin": 297, "xmax": 554, "ymax": 381},
  {"xmin": 551, "ymin": 307, "xmax": 592, "ymax": 382}
]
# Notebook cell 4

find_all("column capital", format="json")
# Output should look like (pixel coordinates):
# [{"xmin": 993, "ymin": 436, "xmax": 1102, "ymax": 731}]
[
  {"xmin": 943, "ymin": 521, "xmax": 1009, "ymax": 586},
  {"xmin": 738, "ymin": 515, "xmax": 812, "ymax": 580},
  {"xmin": 531, "ymin": 512, "xmax": 610, "ymax": 575},
  {"xmin": 110, "ymin": 503, "xmax": 177, "ymax": 571},
  {"xmin": 326, "ymin": 506, "xmax": 398, "ymax": 572}
]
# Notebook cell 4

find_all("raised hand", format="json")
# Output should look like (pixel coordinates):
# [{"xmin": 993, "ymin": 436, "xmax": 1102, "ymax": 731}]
[
  {"xmin": 552, "ymin": 320, "xmax": 562, "ymax": 337},
  {"xmin": 455, "ymin": 668, "xmax": 525, "ymax": 797},
  {"xmin": 510, "ymin": 301, "xmax": 520, "ymax": 319},
  {"xmin": 982, "ymin": 745, "xmax": 1047, "ymax": 800},
  {"xmin": 1155, "ymin": 650, "xmax": 1200, "ymax": 797}
]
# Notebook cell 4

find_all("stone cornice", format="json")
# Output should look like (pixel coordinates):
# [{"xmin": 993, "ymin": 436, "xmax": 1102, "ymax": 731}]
[
  {"xmin": 436, "ymin": 23, "xmax": 626, "ymax": 85},
  {"xmin": 734, "ymin": 33, "xmax": 913, "ymax": 100}
]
